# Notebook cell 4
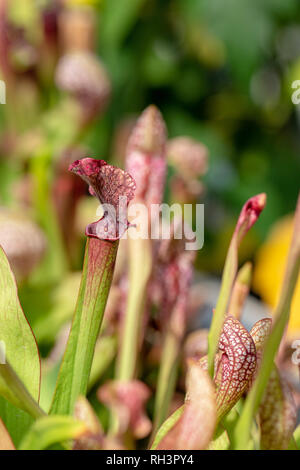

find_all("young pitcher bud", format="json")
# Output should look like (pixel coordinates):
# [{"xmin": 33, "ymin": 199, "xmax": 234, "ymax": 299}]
[{"xmin": 125, "ymin": 105, "xmax": 167, "ymax": 207}]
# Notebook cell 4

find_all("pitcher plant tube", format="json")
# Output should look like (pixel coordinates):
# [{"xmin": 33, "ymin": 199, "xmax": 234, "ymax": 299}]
[{"xmin": 50, "ymin": 158, "xmax": 136, "ymax": 415}]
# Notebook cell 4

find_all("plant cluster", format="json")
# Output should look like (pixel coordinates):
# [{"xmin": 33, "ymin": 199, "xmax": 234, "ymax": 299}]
[
  {"xmin": 0, "ymin": 0, "xmax": 299, "ymax": 451},
  {"xmin": 0, "ymin": 104, "xmax": 299, "ymax": 450}
]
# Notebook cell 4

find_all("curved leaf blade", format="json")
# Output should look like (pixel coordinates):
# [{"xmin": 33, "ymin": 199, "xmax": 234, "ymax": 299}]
[
  {"xmin": 19, "ymin": 416, "xmax": 87, "ymax": 450},
  {"xmin": 0, "ymin": 246, "xmax": 40, "ymax": 402}
]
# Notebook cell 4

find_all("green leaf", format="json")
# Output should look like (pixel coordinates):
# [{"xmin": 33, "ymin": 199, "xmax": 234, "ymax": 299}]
[
  {"xmin": 0, "ymin": 246, "xmax": 40, "ymax": 401},
  {"xmin": 19, "ymin": 415, "xmax": 87, "ymax": 450},
  {"xmin": 0, "ymin": 362, "xmax": 43, "ymax": 418},
  {"xmin": 0, "ymin": 399, "xmax": 34, "ymax": 448},
  {"xmin": 50, "ymin": 238, "xmax": 119, "ymax": 415},
  {"xmin": 0, "ymin": 245, "xmax": 41, "ymax": 439},
  {"xmin": 208, "ymin": 426, "xmax": 230, "ymax": 450}
]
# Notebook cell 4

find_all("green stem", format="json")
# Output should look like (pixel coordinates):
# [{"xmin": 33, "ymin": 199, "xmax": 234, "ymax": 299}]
[
  {"xmin": 207, "ymin": 240, "xmax": 237, "ymax": 376},
  {"xmin": 228, "ymin": 262, "xmax": 252, "ymax": 320},
  {"xmin": 0, "ymin": 363, "xmax": 45, "ymax": 419},
  {"xmin": 50, "ymin": 237, "xmax": 119, "ymax": 415},
  {"xmin": 152, "ymin": 329, "xmax": 179, "ymax": 435},
  {"xmin": 117, "ymin": 237, "xmax": 152, "ymax": 381}
]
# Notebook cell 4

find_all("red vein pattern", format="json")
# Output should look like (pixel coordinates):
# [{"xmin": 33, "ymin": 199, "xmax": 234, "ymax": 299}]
[
  {"xmin": 249, "ymin": 318, "xmax": 272, "ymax": 351},
  {"xmin": 259, "ymin": 368, "xmax": 297, "ymax": 450},
  {"xmin": 199, "ymin": 316, "xmax": 257, "ymax": 420},
  {"xmin": 249, "ymin": 317, "xmax": 297, "ymax": 449},
  {"xmin": 249, "ymin": 317, "xmax": 272, "ymax": 386},
  {"xmin": 215, "ymin": 316, "xmax": 257, "ymax": 419},
  {"xmin": 69, "ymin": 158, "xmax": 136, "ymax": 240}
]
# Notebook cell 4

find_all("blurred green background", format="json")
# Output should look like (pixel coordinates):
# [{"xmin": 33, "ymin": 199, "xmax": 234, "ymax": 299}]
[
  {"xmin": 98, "ymin": 0, "xmax": 300, "ymax": 232},
  {"xmin": 0, "ymin": 0, "xmax": 300, "ymax": 275}
]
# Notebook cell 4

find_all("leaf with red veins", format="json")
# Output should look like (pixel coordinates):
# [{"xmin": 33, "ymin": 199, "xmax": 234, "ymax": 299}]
[
  {"xmin": 247, "ymin": 318, "xmax": 272, "ymax": 389},
  {"xmin": 250, "ymin": 317, "xmax": 272, "ymax": 364},
  {"xmin": 249, "ymin": 318, "xmax": 272, "ymax": 352},
  {"xmin": 216, "ymin": 316, "xmax": 257, "ymax": 419},
  {"xmin": 156, "ymin": 362, "xmax": 216, "ymax": 450},
  {"xmin": 69, "ymin": 158, "xmax": 136, "ymax": 240},
  {"xmin": 259, "ymin": 368, "xmax": 297, "ymax": 450},
  {"xmin": 97, "ymin": 380, "xmax": 151, "ymax": 439}
]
